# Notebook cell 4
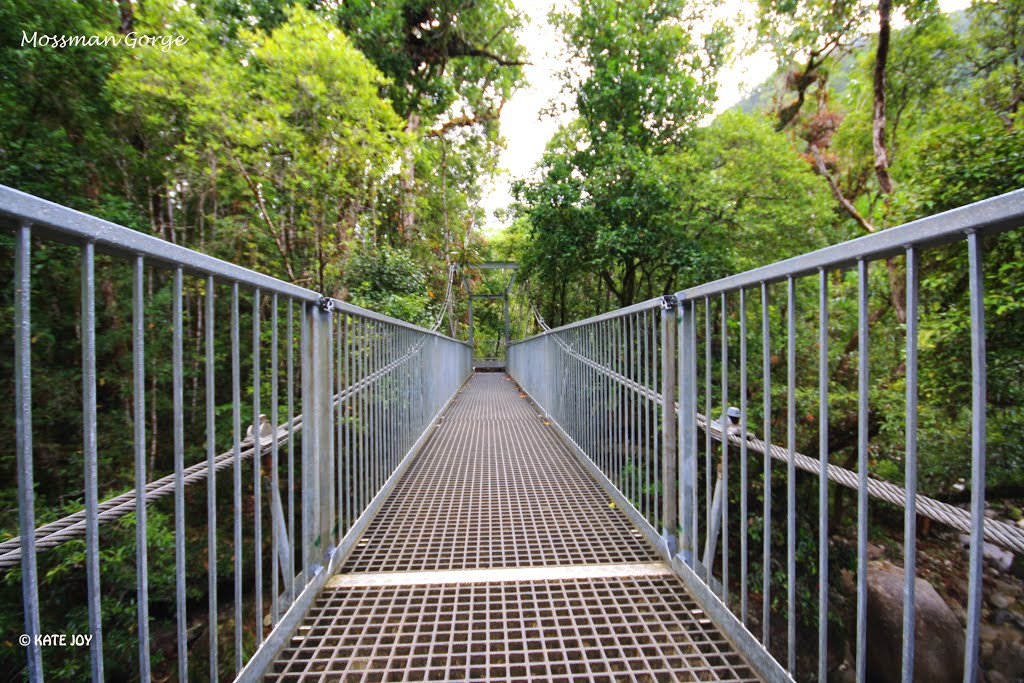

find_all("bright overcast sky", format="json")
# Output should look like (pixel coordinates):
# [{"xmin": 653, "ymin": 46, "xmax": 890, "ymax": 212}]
[{"xmin": 479, "ymin": 0, "xmax": 971, "ymax": 232}]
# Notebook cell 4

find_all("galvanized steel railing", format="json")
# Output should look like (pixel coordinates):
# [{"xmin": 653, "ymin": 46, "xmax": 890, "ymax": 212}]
[
  {"xmin": 2, "ymin": 185, "xmax": 471, "ymax": 681},
  {"xmin": 510, "ymin": 189, "xmax": 1024, "ymax": 683}
]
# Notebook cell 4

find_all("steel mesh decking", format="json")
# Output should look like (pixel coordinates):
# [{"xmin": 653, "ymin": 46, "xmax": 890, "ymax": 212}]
[
  {"xmin": 269, "ymin": 373, "xmax": 761, "ymax": 683},
  {"xmin": 267, "ymin": 576, "xmax": 759, "ymax": 683},
  {"xmin": 342, "ymin": 374, "xmax": 658, "ymax": 572}
]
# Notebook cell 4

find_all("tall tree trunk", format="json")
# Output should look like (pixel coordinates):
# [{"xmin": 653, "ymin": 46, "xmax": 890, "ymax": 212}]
[
  {"xmin": 117, "ymin": 0, "xmax": 134, "ymax": 35},
  {"xmin": 399, "ymin": 114, "xmax": 420, "ymax": 241},
  {"xmin": 873, "ymin": 0, "xmax": 895, "ymax": 198}
]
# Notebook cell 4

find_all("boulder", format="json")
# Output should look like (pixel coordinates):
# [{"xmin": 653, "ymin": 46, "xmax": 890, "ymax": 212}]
[
  {"xmin": 983, "ymin": 543, "xmax": 1015, "ymax": 573},
  {"xmin": 866, "ymin": 561, "xmax": 965, "ymax": 683}
]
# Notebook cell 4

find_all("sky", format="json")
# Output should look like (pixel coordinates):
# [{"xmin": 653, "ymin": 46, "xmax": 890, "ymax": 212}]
[{"xmin": 478, "ymin": 0, "xmax": 971, "ymax": 232}]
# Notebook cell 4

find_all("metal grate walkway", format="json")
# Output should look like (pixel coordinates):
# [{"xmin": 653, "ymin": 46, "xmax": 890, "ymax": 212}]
[{"xmin": 267, "ymin": 373, "xmax": 760, "ymax": 682}]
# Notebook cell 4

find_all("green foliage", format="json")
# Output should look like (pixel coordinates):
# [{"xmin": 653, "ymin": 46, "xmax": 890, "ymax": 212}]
[
  {"xmin": 512, "ymin": 0, "xmax": 733, "ymax": 316},
  {"xmin": 343, "ymin": 244, "xmax": 438, "ymax": 325},
  {"xmin": 108, "ymin": 1, "xmax": 406, "ymax": 291},
  {"xmin": 337, "ymin": 0, "xmax": 526, "ymax": 124},
  {"xmin": 557, "ymin": 0, "xmax": 727, "ymax": 150}
]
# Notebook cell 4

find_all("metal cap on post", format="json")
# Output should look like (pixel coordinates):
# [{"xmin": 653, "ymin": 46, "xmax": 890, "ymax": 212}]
[{"xmin": 660, "ymin": 295, "xmax": 679, "ymax": 557}]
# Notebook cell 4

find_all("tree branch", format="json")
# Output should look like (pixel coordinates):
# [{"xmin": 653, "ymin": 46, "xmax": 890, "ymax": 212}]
[
  {"xmin": 227, "ymin": 151, "xmax": 298, "ymax": 283},
  {"xmin": 809, "ymin": 143, "xmax": 877, "ymax": 234},
  {"xmin": 446, "ymin": 35, "xmax": 528, "ymax": 66},
  {"xmin": 425, "ymin": 100, "xmax": 507, "ymax": 137}
]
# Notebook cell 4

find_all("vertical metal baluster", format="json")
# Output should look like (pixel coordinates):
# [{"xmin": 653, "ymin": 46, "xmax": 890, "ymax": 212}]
[
  {"xmin": 585, "ymin": 327, "xmax": 593, "ymax": 456},
  {"xmin": 390, "ymin": 326, "xmax": 396, "ymax": 472},
  {"xmin": 610, "ymin": 321, "xmax": 618, "ymax": 491},
  {"xmin": 15, "ymin": 224, "xmax": 42, "ymax": 682},
  {"xmin": 608, "ymin": 322, "xmax": 614, "ymax": 479},
  {"xmin": 591, "ymin": 327, "xmax": 597, "ymax": 472},
  {"xmin": 300, "ymin": 302, "xmax": 314, "ymax": 580},
  {"xmin": 232, "ymin": 283, "xmax": 243, "ymax": 671},
  {"xmin": 704, "ymin": 298, "xmax": 712, "ymax": 581},
  {"xmin": 645, "ymin": 311, "xmax": 652, "ymax": 524},
  {"xmin": 287, "ymin": 299, "xmax": 295, "ymax": 605},
  {"xmin": 270, "ymin": 294, "xmax": 279, "ymax": 627},
  {"xmin": 375, "ymin": 322, "xmax": 382, "ymax": 492},
  {"xmin": 762, "ymin": 282, "xmax": 772, "ymax": 647},
  {"xmin": 689, "ymin": 300, "xmax": 698, "ymax": 565},
  {"xmin": 626, "ymin": 315, "xmax": 634, "ymax": 507},
  {"xmin": 131, "ymin": 257, "xmax": 151, "ymax": 682},
  {"xmin": 172, "ymin": 267, "xmax": 187, "ymax": 680},
  {"xmin": 353, "ymin": 318, "xmax": 360, "ymax": 520},
  {"xmin": 819, "ymin": 268, "xmax": 830, "ymax": 683},
  {"xmin": 661, "ymin": 301, "xmax": 678, "ymax": 554},
  {"xmin": 596, "ymin": 330, "xmax": 603, "ymax": 473},
  {"xmin": 577, "ymin": 330, "xmax": 584, "ymax": 451},
  {"xmin": 345, "ymin": 315, "xmax": 352, "ymax": 534},
  {"xmin": 964, "ymin": 232, "xmax": 986, "ymax": 683},
  {"xmin": 323, "ymin": 306, "xmax": 334, "ymax": 560},
  {"xmin": 902, "ymin": 248, "xmax": 920, "ymax": 683},
  {"xmin": 856, "ymin": 260, "xmax": 869, "ymax": 683},
  {"xmin": 370, "ymin": 321, "xmax": 377, "ymax": 494},
  {"xmin": 397, "ymin": 329, "xmax": 404, "ymax": 457},
  {"xmin": 721, "ymin": 292, "xmax": 729, "ymax": 605},
  {"xmin": 205, "ymin": 275, "xmax": 217, "ymax": 679},
  {"xmin": 82, "ymin": 242, "xmax": 105, "ymax": 682},
  {"xmin": 607, "ymin": 323, "xmax": 614, "ymax": 485},
  {"xmin": 252, "ymin": 289, "xmax": 262, "ymax": 645},
  {"xmin": 360, "ymin": 318, "xmax": 367, "ymax": 516},
  {"xmin": 621, "ymin": 317, "xmax": 628, "ymax": 492},
  {"xmin": 786, "ymin": 275, "xmax": 796, "ymax": 674},
  {"xmin": 385, "ymin": 325, "xmax": 390, "ymax": 481},
  {"xmin": 336, "ymin": 313, "xmax": 343, "ymax": 543},
  {"xmin": 678, "ymin": 300, "xmax": 695, "ymax": 563},
  {"xmin": 655, "ymin": 312, "xmax": 661, "ymax": 531},
  {"xmin": 603, "ymin": 323, "xmax": 610, "ymax": 477},
  {"xmin": 740, "ymin": 288, "xmax": 749, "ymax": 626},
  {"xmin": 638, "ymin": 315, "xmax": 645, "ymax": 513},
  {"xmin": 567, "ymin": 330, "xmax": 573, "ymax": 440}
]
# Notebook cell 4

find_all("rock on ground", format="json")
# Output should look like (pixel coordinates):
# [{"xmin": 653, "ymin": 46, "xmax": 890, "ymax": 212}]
[{"xmin": 866, "ymin": 560, "xmax": 965, "ymax": 683}]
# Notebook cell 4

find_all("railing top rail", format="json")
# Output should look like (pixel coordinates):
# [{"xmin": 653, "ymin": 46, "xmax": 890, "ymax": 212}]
[
  {"xmin": 0, "ymin": 184, "xmax": 465, "ymax": 344},
  {"xmin": 675, "ymin": 188, "xmax": 1024, "ymax": 300},
  {"xmin": 0, "ymin": 184, "xmax": 318, "ymax": 301},
  {"xmin": 511, "ymin": 296, "xmax": 664, "ymax": 344},
  {"xmin": 327, "ymin": 298, "xmax": 468, "ymax": 345}
]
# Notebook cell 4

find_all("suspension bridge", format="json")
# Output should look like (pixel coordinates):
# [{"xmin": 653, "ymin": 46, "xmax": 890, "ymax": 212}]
[{"xmin": 4, "ymin": 184, "xmax": 1024, "ymax": 682}]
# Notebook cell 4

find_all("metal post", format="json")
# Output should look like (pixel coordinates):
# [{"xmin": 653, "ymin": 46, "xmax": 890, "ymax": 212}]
[
  {"xmin": 504, "ymin": 294, "xmax": 510, "ymax": 352},
  {"xmin": 316, "ymin": 298, "xmax": 334, "ymax": 570},
  {"xmin": 172, "ymin": 266, "xmax": 187, "ymax": 682},
  {"xmin": 678, "ymin": 300, "xmax": 695, "ymax": 564},
  {"xmin": 660, "ymin": 296, "xmax": 678, "ymax": 555},
  {"xmin": 15, "ymin": 223, "xmax": 42, "ymax": 682},
  {"xmin": 82, "ymin": 242, "xmax": 104, "ymax": 682},
  {"xmin": 301, "ymin": 302, "xmax": 318, "ymax": 581},
  {"xmin": 964, "ymin": 232, "xmax": 987, "ymax": 683}
]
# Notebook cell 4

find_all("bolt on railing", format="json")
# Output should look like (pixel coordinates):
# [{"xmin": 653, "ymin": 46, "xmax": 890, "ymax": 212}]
[
  {"xmin": 511, "ymin": 189, "xmax": 1024, "ymax": 683},
  {"xmin": 2, "ymin": 185, "xmax": 471, "ymax": 681}
]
